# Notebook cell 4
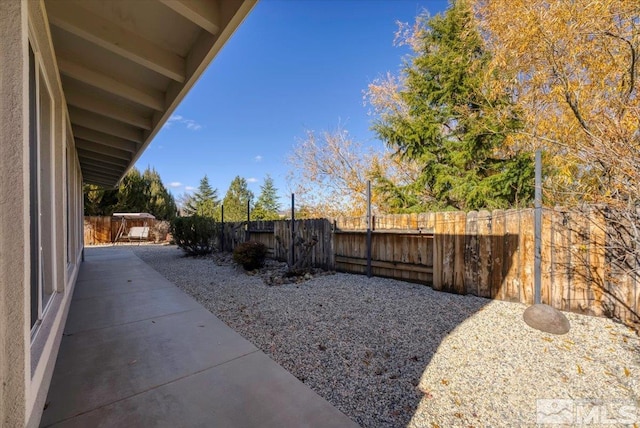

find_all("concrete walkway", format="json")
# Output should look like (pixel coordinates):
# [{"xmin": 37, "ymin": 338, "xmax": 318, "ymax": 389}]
[{"xmin": 41, "ymin": 247, "xmax": 359, "ymax": 427}]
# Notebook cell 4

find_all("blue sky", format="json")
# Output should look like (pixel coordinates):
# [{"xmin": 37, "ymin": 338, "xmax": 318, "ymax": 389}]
[{"xmin": 136, "ymin": 0, "xmax": 450, "ymax": 206}]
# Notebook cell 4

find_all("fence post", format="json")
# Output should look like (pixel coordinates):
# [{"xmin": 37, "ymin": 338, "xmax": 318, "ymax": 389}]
[
  {"xmin": 220, "ymin": 204, "xmax": 224, "ymax": 252},
  {"xmin": 366, "ymin": 180, "xmax": 372, "ymax": 278},
  {"xmin": 534, "ymin": 149, "xmax": 542, "ymax": 304},
  {"xmin": 290, "ymin": 193, "xmax": 295, "ymax": 266},
  {"xmin": 245, "ymin": 199, "xmax": 251, "ymax": 242}
]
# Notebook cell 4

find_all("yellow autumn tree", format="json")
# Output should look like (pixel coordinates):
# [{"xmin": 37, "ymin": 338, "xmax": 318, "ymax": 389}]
[{"xmin": 476, "ymin": 0, "xmax": 640, "ymax": 206}]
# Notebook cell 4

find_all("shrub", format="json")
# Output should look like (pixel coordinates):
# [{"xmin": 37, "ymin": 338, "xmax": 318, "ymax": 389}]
[
  {"xmin": 152, "ymin": 220, "xmax": 171, "ymax": 243},
  {"xmin": 170, "ymin": 216, "xmax": 219, "ymax": 256},
  {"xmin": 233, "ymin": 241, "xmax": 268, "ymax": 270}
]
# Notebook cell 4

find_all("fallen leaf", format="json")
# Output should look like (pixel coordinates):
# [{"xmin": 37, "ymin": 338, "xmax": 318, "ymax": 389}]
[
  {"xmin": 577, "ymin": 365, "xmax": 583, "ymax": 375},
  {"xmin": 624, "ymin": 367, "xmax": 630, "ymax": 377},
  {"xmin": 542, "ymin": 337, "xmax": 553, "ymax": 342},
  {"xmin": 441, "ymin": 379, "xmax": 449, "ymax": 385}
]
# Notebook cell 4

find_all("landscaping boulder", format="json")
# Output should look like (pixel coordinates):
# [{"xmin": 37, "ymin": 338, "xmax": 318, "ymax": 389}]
[{"xmin": 523, "ymin": 304, "xmax": 571, "ymax": 335}]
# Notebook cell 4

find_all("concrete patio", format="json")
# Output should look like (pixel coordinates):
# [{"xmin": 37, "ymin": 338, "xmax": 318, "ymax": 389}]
[{"xmin": 40, "ymin": 247, "xmax": 359, "ymax": 427}]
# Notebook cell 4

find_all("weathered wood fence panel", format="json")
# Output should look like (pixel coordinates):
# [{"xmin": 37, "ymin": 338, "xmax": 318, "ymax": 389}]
[
  {"xmin": 271, "ymin": 219, "xmax": 334, "ymax": 269},
  {"xmin": 334, "ymin": 231, "xmax": 434, "ymax": 282},
  {"xmin": 84, "ymin": 216, "xmax": 113, "ymax": 245},
  {"xmin": 84, "ymin": 217, "xmax": 161, "ymax": 244}
]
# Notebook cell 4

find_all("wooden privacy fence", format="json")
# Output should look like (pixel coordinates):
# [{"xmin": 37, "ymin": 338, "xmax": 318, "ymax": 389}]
[
  {"xmin": 84, "ymin": 216, "xmax": 161, "ymax": 244},
  {"xmin": 224, "ymin": 208, "xmax": 639, "ymax": 326}
]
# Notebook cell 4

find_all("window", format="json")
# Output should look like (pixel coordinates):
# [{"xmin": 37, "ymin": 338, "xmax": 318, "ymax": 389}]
[
  {"xmin": 29, "ymin": 42, "xmax": 55, "ymax": 331},
  {"xmin": 29, "ymin": 43, "xmax": 39, "ymax": 328}
]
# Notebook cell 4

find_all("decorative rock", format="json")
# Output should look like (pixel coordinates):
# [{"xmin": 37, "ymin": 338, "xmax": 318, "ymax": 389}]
[{"xmin": 523, "ymin": 303, "xmax": 571, "ymax": 334}]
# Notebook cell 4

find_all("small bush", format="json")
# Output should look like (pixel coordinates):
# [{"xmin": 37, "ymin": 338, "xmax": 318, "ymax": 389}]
[
  {"xmin": 152, "ymin": 220, "xmax": 171, "ymax": 243},
  {"xmin": 233, "ymin": 241, "xmax": 268, "ymax": 270},
  {"xmin": 170, "ymin": 216, "xmax": 219, "ymax": 256}
]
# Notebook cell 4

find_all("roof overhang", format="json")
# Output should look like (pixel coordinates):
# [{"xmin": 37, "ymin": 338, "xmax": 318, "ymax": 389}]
[{"xmin": 44, "ymin": 0, "xmax": 257, "ymax": 187}]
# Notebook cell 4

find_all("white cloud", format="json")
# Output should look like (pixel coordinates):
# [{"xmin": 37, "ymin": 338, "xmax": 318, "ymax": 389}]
[
  {"xmin": 163, "ymin": 115, "xmax": 202, "ymax": 131},
  {"xmin": 254, "ymin": 155, "xmax": 263, "ymax": 162},
  {"xmin": 185, "ymin": 186, "xmax": 196, "ymax": 192},
  {"xmin": 184, "ymin": 120, "xmax": 202, "ymax": 131},
  {"xmin": 247, "ymin": 177, "xmax": 258, "ymax": 183},
  {"xmin": 168, "ymin": 182, "xmax": 182, "ymax": 188}
]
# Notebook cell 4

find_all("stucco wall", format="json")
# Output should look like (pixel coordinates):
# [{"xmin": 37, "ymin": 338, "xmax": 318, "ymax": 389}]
[
  {"xmin": 0, "ymin": 1, "xmax": 29, "ymax": 426},
  {"xmin": 0, "ymin": 2, "xmax": 85, "ymax": 426}
]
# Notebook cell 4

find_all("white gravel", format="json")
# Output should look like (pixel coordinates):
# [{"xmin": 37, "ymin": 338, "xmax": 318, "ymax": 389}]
[{"xmin": 129, "ymin": 244, "xmax": 640, "ymax": 428}]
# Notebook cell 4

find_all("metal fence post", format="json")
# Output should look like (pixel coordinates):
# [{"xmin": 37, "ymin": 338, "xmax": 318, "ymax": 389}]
[
  {"xmin": 366, "ymin": 180, "xmax": 372, "ymax": 278},
  {"xmin": 534, "ymin": 149, "xmax": 542, "ymax": 304},
  {"xmin": 220, "ymin": 204, "xmax": 224, "ymax": 252},
  {"xmin": 290, "ymin": 193, "xmax": 295, "ymax": 267}
]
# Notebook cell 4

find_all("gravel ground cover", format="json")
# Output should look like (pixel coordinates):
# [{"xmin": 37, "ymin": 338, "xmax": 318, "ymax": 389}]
[{"xmin": 128, "ymin": 244, "xmax": 640, "ymax": 428}]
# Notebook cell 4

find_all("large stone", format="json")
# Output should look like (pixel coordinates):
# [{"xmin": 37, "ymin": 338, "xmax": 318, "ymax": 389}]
[{"xmin": 523, "ymin": 304, "xmax": 571, "ymax": 335}]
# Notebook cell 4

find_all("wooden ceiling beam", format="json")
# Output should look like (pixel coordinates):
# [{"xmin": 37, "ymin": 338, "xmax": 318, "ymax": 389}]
[
  {"xmin": 47, "ymin": 1, "xmax": 186, "ymax": 82},
  {"xmin": 159, "ymin": 0, "xmax": 220, "ymax": 34},
  {"xmin": 58, "ymin": 55, "xmax": 165, "ymax": 111},
  {"xmin": 68, "ymin": 107, "xmax": 145, "ymax": 144},
  {"xmin": 65, "ymin": 83, "xmax": 152, "ymax": 130},
  {"xmin": 76, "ymin": 138, "xmax": 132, "ymax": 161},
  {"xmin": 72, "ymin": 125, "xmax": 139, "ymax": 153},
  {"xmin": 77, "ymin": 148, "xmax": 130, "ymax": 168}
]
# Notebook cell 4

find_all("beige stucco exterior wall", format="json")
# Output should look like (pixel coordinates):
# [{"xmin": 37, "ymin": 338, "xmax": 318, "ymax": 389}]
[
  {"xmin": 0, "ymin": 2, "xmax": 84, "ymax": 426},
  {"xmin": 0, "ymin": 1, "xmax": 29, "ymax": 426}
]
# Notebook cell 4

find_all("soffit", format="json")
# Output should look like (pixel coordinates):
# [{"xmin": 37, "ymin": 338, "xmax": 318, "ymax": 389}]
[{"xmin": 44, "ymin": 0, "xmax": 257, "ymax": 187}]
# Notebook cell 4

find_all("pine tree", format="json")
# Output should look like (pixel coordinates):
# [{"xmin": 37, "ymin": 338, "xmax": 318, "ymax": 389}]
[
  {"xmin": 252, "ymin": 175, "xmax": 280, "ymax": 220},
  {"xmin": 83, "ymin": 184, "xmax": 118, "ymax": 216},
  {"xmin": 370, "ymin": 0, "xmax": 534, "ymax": 211},
  {"xmin": 84, "ymin": 167, "xmax": 177, "ymax": 218},
  {"xmin": 115, "ymin": 167, "xmax": 150, "ymax": 213},
  {"xmin": 222, "ymin": 176, "xmax": 254, "ymax": 222},
  {"xmin": 143, "ymin": 167, "xmax": 177, "ymax": 220},
  {"xmin": 184, "ymin": 175, "xmax": 220, "ymax": 219}
]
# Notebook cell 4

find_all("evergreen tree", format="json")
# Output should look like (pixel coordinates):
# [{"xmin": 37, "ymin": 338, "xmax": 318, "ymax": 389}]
[
  {"xmin": 370, "ymin": 0, "xmax": 534, "ymax": 211},
  {"xmin": 83, "ymin": 184, "xmax": 118, "ymax": 216},
  {"xmin": 252, "ymin": 175, "xmax": 281, "ymax": 220},
  {"xmin": 83, "ymin": 167, "xmax": 178, "ymax": 218},
  {"xmin": 115, "ymin": 167, "xmax": 150, "ymax": 213},
  {"xmin": 143, "ymin": 167, "xmax": 177, "ymax": 220},
  {"xmin": 222, "ymin": 176, "xmax": 254, "ymax": 222},
  {"xmin": 183, "ymin": 175, "xmax": 220, "ymax": 219}
]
